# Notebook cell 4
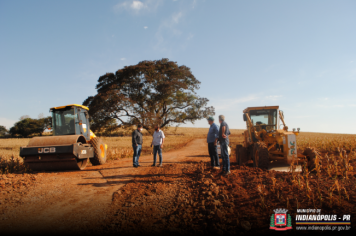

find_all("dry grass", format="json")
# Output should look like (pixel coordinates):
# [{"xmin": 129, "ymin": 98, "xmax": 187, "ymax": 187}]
[
  {"xmin": 103, "ymin": 136, "xmax": 195, "ymax": 160},
  {"xmin": 227, "ymin": 131, "xmax": 356, "ymax": 154},
  {"xmin": 0, "ymin": 138, "xmax": 31, "ymax": 174},
  {"xmin": 0, "ymin": 155, "xmax": 29, "ymax": 174},
  {"xmin": 250, "ymin": 148, "xmax": 356, "ymax": 217},
  {"xmin": 0, "ymin": 128, "xmax": 211, "ymax": 172},
  {"xmin": 103, "ymin": 127, "xmax": 221, "ymax": 160},
  {"xmin": 296, "ymin": 132, "xmax": 356, "ymax": 152},
  {"xmin": 2, "ymin": 129, "xmax": 356, "ymax": 174}
]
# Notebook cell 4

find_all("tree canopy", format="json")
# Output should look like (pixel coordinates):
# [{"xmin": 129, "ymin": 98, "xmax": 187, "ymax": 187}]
[
  {"xmin": 0, "ymin": 125, "xmax": 8, "ymax": 137},
  {"xmin": 83, "ymin": 58, "xmax": 214, "ymax": 133},
  {"xmin": 9, "ymin": 117, "xmax": 51, "ymax": 138}
]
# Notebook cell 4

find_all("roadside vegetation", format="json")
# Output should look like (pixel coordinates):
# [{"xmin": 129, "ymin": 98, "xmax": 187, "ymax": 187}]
[{"xmin": 1, "ymin": 129, "xmax": 356, "ymax": 175}]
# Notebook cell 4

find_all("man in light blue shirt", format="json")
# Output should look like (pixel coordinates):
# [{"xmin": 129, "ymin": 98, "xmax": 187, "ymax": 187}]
[
  {"xmin": 150, "ymin": 124, "xmax": 165, "ymax": 167},
  {"xmin": 219, "ymin": 115, "xmax": 231, "ymax": 176},
  {"xmin": 207, "ymin": 117, "xmax": 220, "ymax": 169}
]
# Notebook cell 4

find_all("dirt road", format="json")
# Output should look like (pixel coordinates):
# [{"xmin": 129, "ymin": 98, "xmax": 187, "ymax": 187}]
[
  {"xmin": 2, "ymin": 139, "xmax": 356, "ymax": 235},
  {"xmin": 1, "ymin": 139, "xmax": 217, "ymax": 235}
]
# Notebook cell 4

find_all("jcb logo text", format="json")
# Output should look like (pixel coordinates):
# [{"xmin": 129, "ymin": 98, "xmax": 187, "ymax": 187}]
[{"xmin": 38, "ymin": 147, "xmax": 56, "ymax": 153}]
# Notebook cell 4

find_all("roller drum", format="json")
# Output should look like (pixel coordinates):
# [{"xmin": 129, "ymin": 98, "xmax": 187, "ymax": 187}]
[{"xmin": 21, "ymin": 135, "xmax": 91, "ymax": 171}]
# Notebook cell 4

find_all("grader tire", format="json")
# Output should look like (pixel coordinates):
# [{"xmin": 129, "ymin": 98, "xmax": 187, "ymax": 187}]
[
  {"xmin": 252, "ymin": 142, "xmax": 269, "ymax": 170},
  {"xmin": 303, "ymin": 147, "xmax": 318, "ymax": 172},
  {"xmin": 90, "ymin": 137, "xmax": 107, "ymax": 165},
  {"xmin": 236, "ymin": 145, "xmax": 242, "ymax": 164},
  {"xmin": 240, "ymin": 147, "xmax": 248, "ymax": 165},
  {"xmin": 237, "ymin": 146, "xmax": 248, "ymax": 166}
]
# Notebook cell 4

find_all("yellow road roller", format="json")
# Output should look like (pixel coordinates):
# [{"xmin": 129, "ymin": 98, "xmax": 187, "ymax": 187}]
[{"xmin": 19, "ymin": 104, "xmax": 107, "ymax": 171}]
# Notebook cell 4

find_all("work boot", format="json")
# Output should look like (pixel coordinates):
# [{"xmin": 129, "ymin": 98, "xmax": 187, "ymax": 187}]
[
  {"xmin": 223, "ymin": 170, "xmax": 231, "ymax": 176},
  {"xmin": 151, "ymin": 164, "xmax": 155, "ymax": 167}
]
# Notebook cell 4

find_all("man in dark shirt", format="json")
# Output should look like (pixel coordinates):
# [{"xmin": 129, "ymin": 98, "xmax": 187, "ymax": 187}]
[
  {"xmin": 132, "ymin": 124, "xmax": 143, "ymax": 167},
  {"xmin": 207, "ymin": 117, "xmax": 220, "ymax": 169},
  {"xmin": 218, "ymin": 115, "xmax": 231, "ymax": 175}
]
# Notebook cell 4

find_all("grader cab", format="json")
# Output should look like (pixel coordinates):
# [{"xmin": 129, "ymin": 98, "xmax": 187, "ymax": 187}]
[{"xmin": 236, "ymin": 106, "xmax": 317, "ymax": 171}]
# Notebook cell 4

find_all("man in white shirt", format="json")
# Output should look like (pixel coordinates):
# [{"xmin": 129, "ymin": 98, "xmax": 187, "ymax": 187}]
[{"xmin": 151, "ymin": 124, "xmax": 165, "ymax": 167}]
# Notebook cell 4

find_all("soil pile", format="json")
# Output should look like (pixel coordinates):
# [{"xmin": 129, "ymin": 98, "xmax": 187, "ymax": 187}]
[{"xmin": 87, "ymin": 161, "xmax": 356, "ymax": 235}]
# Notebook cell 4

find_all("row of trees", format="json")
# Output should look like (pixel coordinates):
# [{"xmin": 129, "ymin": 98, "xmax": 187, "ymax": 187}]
[{"xmin": 0, "ymin": 116, "xmax": 51, "ymax": 138}]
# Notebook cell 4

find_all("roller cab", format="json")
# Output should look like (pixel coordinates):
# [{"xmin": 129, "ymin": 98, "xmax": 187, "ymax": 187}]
[{"xmin": 19, "ymin": 104, "xmax": 107, "ymax": 171}]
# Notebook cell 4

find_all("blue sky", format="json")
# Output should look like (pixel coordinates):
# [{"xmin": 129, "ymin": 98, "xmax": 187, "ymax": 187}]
[{"xmin": 1, "ymin": 0, "xmax": 355, "ymax": 133}]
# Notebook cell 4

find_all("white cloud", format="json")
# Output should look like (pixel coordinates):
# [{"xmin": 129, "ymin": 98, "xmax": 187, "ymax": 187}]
[
  {"xmin": 154, "ymin": 11, "xmax": 184, "ymax": 51},
  {"xmin": 187, "ymin": 33, "xmax": 194, "ymax": 40},
  {"xmin": 144, "ymin": 26, "xmax": 148, "ymax": 29},
  {"xmin": 153, "ymin": 1, "xmax": 200, "ymax": 51},
  {"xmin": 265, "ymin": 95, "xmax": 282, "ymax": 101},
  {"xmin": 121, "ymin": 58, "xmax": 126, "ymax": 61},
  {"xmin": 114, "ymin": 1, "xmax": 129, "ymax": 11},
  {"xmin": 192, "ymin": 0, "xmax": 198, "ymax": 9},
  {"xmin": 172, "ymin": 12, "xmax": 183, "ymax": 23},
  {"xmin": 0, "ymin": 117, "xmax": 17, "ymax": 129},
  {"xmin": 131, "ymin": 0, "xmax": 145, "ymax": 10},
  {"xmin": 113, "ymin": 0, "xmax": 162, "ymax": 13},
  {"xmin": 114, "ymin": 1, "xmax": 146, "ymax": 12},
  {"xmin": 211, "ymin": 95, "xmax": 259, "ymax": 111}
]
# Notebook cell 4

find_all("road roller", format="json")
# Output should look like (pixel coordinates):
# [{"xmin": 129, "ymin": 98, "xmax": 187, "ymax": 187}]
[{"xmin": 19, "ymin": 104, "xmax": 107, "ymax": 171}]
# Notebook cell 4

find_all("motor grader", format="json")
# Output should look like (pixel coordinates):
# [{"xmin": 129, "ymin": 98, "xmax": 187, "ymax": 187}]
[
  {"xmin": 236, "ymin": 106, "xmax": 317, "ymax": 171},
  {"xmin": 19, "ymin": 104, "xmax": 107, "ymax": 171}
]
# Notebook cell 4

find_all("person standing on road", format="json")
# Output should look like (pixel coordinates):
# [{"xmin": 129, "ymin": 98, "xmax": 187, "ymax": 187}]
[
  {"xmin": 132, "ymin": 124, "xmax": 143, "ymax": 168},
  {"xmin": 207, "ymin": 117, "xmax": 220, "ymax": 169},
  {"xmin": 218, "ymin": 115, "xmax": 231, "ymax": 176},
  {"xmin": 151, "ymin": 124, "xmax": 165, "ymax": 167}
]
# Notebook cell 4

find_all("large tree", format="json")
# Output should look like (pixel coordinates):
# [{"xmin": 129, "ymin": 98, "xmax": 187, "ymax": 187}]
[{"xmin": 83, "ymin": 58, "xmax": 214, "ymax": 132}]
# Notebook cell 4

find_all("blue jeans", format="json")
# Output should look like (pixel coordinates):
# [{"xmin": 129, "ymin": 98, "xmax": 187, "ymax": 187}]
[
  {"xmin": 208, "ymin": 142, "xmax": 219, "ymax": 167},
  {"xmin": 153, "ymin": 145, "xmax": 162, "ymax": 165},
  {"xmin": 220, "ymin": 139, "xmax": 230, "ymax": 171},
  {"xmin": 133, "ymin": 144, "xmax": 142, "ymax": 166}
]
